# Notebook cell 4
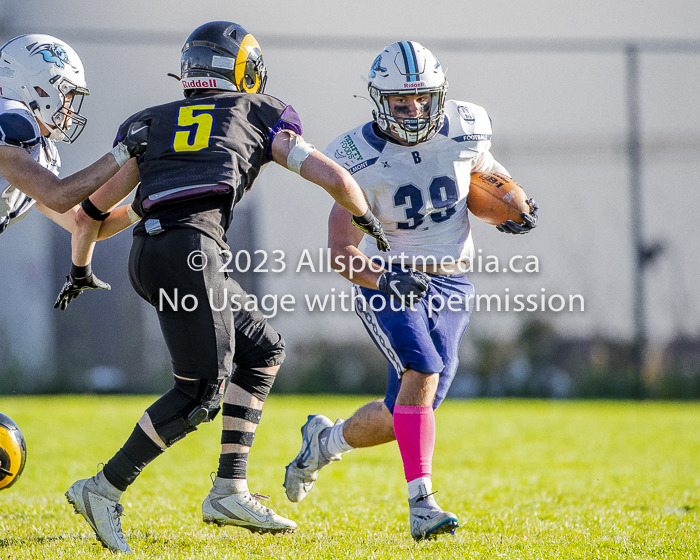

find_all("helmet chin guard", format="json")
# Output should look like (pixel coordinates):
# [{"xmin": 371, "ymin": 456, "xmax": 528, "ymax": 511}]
[
  {"xmin": 0, "ymin": 34, "xmax": 89, "ymax": 143},
  {"xmin": 367, "ymin": 41, "xmax": 448, "ymax": 144},
  {"xmin": 180, "ymin": 21, "xmax": 267, "ymax": 96}
]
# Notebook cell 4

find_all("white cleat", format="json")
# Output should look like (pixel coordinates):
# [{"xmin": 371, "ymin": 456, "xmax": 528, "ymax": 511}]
[
  {"xmin": 283, "ymin": 414, "xmax": 338, "ymax": 502},
  {"xmin": 202, "ymin": 490, "xmax": 297, "ymax": 534},
  {"xmin": 66, "ymin": 477, "xmax": 131, "ymax": 554},
  {"xmin": 408, "ymin": 492, "xmax": 459, "ymax": 541}
]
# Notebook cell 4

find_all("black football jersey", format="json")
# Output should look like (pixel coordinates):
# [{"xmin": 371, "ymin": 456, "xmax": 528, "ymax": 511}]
[{"xmin": 116, "ymin": 91, "xmax": 301, "ymax": 241}]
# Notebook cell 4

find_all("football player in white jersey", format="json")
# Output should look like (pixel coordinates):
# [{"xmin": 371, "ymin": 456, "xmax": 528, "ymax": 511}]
[
  {"xmin": 284, "ymin": 41, "xmax": 538, "ymax": 540},
  {"xmin": 0, "ymin": 34, "xmax": 147, "ymax": 295}
]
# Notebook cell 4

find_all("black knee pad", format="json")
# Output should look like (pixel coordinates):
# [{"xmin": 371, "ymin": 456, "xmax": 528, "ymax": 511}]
[
  {"xmin": 230, "ymin": 366, "xmax": 277, "ymax": 402},
  {"xmin": 147, "ymin": 377, "xmax": 227, "ymax": 446}
]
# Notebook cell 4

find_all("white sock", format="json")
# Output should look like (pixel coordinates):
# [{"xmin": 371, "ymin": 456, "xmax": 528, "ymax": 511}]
[
  {"xmin": 323, "ymin": 419, "xmax": 355, "ymax": 457},
  {"xmin": 407, "ymin": 476, "xmax": 432, "ymax": 500},
  {"xmin": 213, "ymin": 476, "xmax": 248, "ymax": 494},
  {"xmin": 94, "ymin": 470, "xmax": 123, "ymax": 502}
]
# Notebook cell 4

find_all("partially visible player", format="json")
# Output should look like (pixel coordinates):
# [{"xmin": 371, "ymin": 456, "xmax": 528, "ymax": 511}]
[
  {"xmin": 0, "ymin": 33, "xmax": 147, "ymax": 300},
  {"xmin": 283, "ymin": 41, "xmax": 538, "ymax": 540},
  {"xmin": 64, "ymin": 21, "xmax": 390, "ymax": 554}
]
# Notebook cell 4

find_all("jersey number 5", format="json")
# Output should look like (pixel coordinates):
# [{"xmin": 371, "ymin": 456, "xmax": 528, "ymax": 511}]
[
  {"xmin": 172, "ymin": 105, "xmax": 216, "ymax": 152},
  {"xmin": 394, "ymin": 176, "xmax": 458, "ymax": 229}
]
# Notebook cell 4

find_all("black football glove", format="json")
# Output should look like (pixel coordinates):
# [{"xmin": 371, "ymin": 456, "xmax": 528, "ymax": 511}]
[
  {"xmin": 54, "ymin": 273, "xmax": 111, "ymax": 310},
  {"xmin": 497, "ymin": 198, "xmax": 538, "ymax": 234},
  {"xmin": 377, "ymin": 268, "xmax": 430, "ymax": 306},
  {"xmin": 352, "ymin": 210, "xmax": 391, "ymax": 252},
  {"xmin": 120, "ymin": 120, "xmax": 149, "ymax": 158}
]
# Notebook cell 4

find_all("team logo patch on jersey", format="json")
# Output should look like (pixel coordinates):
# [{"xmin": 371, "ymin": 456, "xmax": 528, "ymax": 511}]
[
  {"xmin": 348, "ymin": 157, "xmax": 378, "ymax": 175},
  {"xmin": 340, "ymin": 135, "xmax": 363, "ymax": 162},
  {"xmin": 30, "ymin": 43, "xmax": 78, "ymax": 73},
  {"xmin": 458, "ymin": 106, "xmax": 475, "ymax": 124}
]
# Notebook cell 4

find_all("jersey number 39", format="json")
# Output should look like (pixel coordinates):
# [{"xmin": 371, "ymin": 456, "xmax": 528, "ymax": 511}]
[{"xmin": 394, "ymin": 176, "xmax": 458, "ymax": 229}]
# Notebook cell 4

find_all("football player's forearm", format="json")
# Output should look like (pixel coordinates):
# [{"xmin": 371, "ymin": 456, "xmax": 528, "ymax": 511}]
[
  {"xmin": 41, "ymin": 154, "xmax": 122, "ymax": 213},
  {"xmin": 35, "ymin": 203, "xmax": 79, "ymax": 234},
  {"xmin": 0, "ymin": 144, "xmax": 128, "ymax": 213},
  {"xmin": 72, "ymin": 208, "xmax": 101, "ymax": 266},
  {"xmin": 330, "ymin": 245, "xmax": 384, "ymax": 289},
  {"xmin": 96, "ymin": 206, "xmax": 140, "ymax": 240},
  {"xmin": 89, "ymin": 159, "xmax": 141, "ymax": 214},
  {"xmin": 328, "ymin": 202, "xmax": 381, "ymax": 288},
  {"xmin": 71, "ymin": 239, "xmax": 96, "ymax": 267},
  {"xmin": 271, "ymin": 134, "xmax": 369, "ymax": 216},
  {"xmin": 299, "ymin": 154, "xmax": 369, "ymax": 217}
]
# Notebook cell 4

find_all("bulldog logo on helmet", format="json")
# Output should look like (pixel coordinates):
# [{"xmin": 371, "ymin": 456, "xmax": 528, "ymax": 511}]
[{"xmin": 30, "ymin": 43, "xmax": 79, "ymax": 72}]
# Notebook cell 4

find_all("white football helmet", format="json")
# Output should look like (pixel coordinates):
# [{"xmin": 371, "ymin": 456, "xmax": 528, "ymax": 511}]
[
  {"xmin": 0, "ymin": 34, "xmax": 89, "ymax": 143},
  {"xmin": 368, "ymin": 41, "xmax": 448, "ymax": 144}
]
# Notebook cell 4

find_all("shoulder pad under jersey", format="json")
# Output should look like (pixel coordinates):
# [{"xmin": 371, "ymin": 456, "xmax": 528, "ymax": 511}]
[
  {"xmin": 439, "ymin": 100, "xmax": 492, "ymax": 143},
  {"xmin": 0, "ymin": 108, "xmax": 41, "ymax": 149}
]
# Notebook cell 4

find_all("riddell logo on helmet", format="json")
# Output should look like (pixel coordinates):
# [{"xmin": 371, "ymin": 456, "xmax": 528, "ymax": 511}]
[
  {"xmin": 404, "ymin": 81, "xmax": 426, "ymax": 88},
  {"xmin": 181, "ymin": 78, "xmax": 220, "ymax": 89}
]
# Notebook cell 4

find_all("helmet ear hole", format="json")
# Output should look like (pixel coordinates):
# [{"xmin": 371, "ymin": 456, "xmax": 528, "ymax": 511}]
[{"xmin": 34, "ymin": 86, "xmax": 49, "ymax": 98}]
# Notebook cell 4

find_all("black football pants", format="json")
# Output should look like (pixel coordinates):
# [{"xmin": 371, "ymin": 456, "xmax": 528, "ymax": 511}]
[{"xmin": 128, "ymin": 228, "xmax": 285, "ymax": 382}]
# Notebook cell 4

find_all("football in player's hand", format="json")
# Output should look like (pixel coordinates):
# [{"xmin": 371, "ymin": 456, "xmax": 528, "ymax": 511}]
[{"xmin": 467, "ymin": 172, "xmax": 529, "ymax": 226}]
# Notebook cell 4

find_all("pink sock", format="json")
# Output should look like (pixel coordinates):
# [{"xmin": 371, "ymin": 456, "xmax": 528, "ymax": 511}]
[{"xmin": 392, "ymin": 404, "xmax": 435, "ymax": 482}]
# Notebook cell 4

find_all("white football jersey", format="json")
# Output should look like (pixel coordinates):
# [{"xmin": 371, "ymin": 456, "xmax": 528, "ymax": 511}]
[
  {"xmin": 0, "ymin": 98, "xmax": 60, "ymax": 233},
  {"xmin": 324, "ymin": 100, "xmax": 502, "ymax": 267}
]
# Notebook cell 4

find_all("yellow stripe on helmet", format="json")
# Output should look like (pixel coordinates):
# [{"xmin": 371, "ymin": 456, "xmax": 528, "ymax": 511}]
[
  {"xmin": 234, "ymin": 33, "xmax": 263, "ymax": 93},
  {"xmin": 0, "ymin": 427, "xmax": 24, "ymax": 490}
]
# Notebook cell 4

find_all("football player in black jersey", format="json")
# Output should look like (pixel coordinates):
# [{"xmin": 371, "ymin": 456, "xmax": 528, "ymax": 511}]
[{"xmin": 64, "ymin": 21, "xmax": 390, "ymax": 554}]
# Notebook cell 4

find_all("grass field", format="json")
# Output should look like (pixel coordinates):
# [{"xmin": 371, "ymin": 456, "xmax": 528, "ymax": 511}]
[{"xmin": 0, "ymin": 395, "xmax": 698, "ymax": 559}]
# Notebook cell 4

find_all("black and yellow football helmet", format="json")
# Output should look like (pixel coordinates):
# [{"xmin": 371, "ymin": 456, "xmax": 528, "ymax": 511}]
[
  {"xmin": 180, "ymin": 21, "xmax": 267, "ymax": 96},
  {"xmin": 0, "ymin": 413, "xmax": 26, "ymax": 490}
]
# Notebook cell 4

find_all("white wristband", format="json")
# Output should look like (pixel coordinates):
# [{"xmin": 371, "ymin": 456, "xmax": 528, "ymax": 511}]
[
  {"xmin": 126, "ymin": 204, "xmax": 141, "ymax": 224},
  {"xmin": 286, "ymin": 136, "xmax": 315, "ymax": 174},
  {"xmin": 109, "ymin": 142, "xmax": 130, "ymax": 168}
]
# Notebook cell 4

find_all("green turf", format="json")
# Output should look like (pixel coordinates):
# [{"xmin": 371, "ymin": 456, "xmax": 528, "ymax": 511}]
[{"xmin": 0, "ymin": 396, "xmax": 698, "ymax": 559}]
